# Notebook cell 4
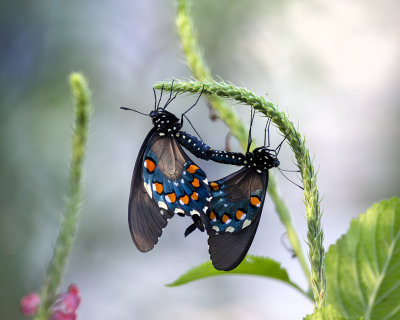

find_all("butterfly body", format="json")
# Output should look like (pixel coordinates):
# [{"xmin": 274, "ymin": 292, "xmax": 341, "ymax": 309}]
[
  {"xmin": 175, "ymin": 131, "xmax": 213, "ymax": 160},
  {"xmin": 206, "ymin": 146, "xmax": 280, "ymax": 271},
  {"xmin": 129, "ymin": 108, "xmax": 211, "ymax": 252}
]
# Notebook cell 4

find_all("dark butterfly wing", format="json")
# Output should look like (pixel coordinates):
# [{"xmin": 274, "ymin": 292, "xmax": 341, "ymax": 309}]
[
  {"xmin": 129, "ymin": 128, "xmax": 210, "ymax": 252},
  {"xmin": 129, "ymin": 128, "xmax": 168, "ymax": 252},
  {"xmin": 207, "ymin": 167, "xmax": 269, "ymax": 270}
]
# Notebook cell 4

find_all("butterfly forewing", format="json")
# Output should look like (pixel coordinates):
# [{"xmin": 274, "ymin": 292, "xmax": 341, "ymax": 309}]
[
  {"xmin": 129, "ymin": 129, "xmax": 211, "ymax": 252},
  {"xmin": 207, "ymin": 168, "xmax": 269, "ymax": 270}
]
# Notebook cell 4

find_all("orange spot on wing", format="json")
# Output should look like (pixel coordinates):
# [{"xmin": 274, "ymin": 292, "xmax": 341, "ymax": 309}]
[
  {"xmin": 144, "ymin": 159, "xmax": 156, "ymax": 173},
  {"xmin": 191, "ymin": 192, "xmax": 199, "ymax": 201},
  {"xmin": 236, "ymin": 210, "xmax": 245, "ymax": 220},
  {"xmin": 209, "ymin": 211, "xmax": 216, "ymax": 220},
  {"xmin": 192, "ymin": 178, "xmax": 200, "ymax": 188},
  {"xmin": 221, "ymin": 214, "xmax": 230, "ymax": 223},
  {"xmin": 187, "ymin": 164, "xmax": 199, "ymax": 174},
  {"xmin": 166, "ymin": 193, "xmax": 176, "ymax": 203},
  {"xmin": 250, "ymin": 196, "xmax": 261, "ymax": 207},
  {"xmin": 210, "ymin": 182, "xmax": 219, "ymax": 190},
  {"xmin": 180, "ymin": 195, "xmax": 189, "ymax": 205},
  {"xmin": 153, "ymin": 182, "xmax": 163, "ymax": 194}
]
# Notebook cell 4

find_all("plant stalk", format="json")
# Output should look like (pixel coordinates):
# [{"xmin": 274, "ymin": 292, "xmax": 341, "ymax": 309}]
[{"xmin": 34, "ymin": 73, "xmax": 91, "ymax": 319}]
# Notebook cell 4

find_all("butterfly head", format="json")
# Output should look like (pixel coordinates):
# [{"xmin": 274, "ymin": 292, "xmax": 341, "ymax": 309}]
[
  {"xmin": 150, "ymin": 109, "xmax": 182, "ymax": 133},
  {"xmin": 247, "ymin": 146, "xmax": 280, "ymax": 171}
]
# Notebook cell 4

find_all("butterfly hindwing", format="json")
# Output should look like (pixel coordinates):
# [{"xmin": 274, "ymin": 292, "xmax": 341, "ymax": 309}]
[
  {"xmin": 129, "ymin": 128, "xmax": 211, "ymax": 252},
  {"xmin": 207, "ymin": 167, "xmax": 269, "ymax": 271}
]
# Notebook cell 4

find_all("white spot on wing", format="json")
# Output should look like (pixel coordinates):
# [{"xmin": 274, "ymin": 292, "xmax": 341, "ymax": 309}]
[
  {"xmin": 212, "ymin": 226, "xmax": 220, "ymax": 232},
  {"xmin": 144, "ymin": 182, "xmax": 152, "ymax": 198},
  {"xmin": 174, "ymin": 208, "xmax": 184, "ymax": 214},
  {"xmin": 203, "ymin": 206, "xmax": 208, "ymax": 213},
  {"xmin": 203, "ymin": 178, "xmax": 208, "ymax": 184},
  {"xmin": 243, "ymin": 219, "xmax": 252, "ymax": 228},
  {"xmin": 158, "ymin": 201, "xmax": 168, "ymax": 210},
  {"xmin": 226, "ymin": 226, "xmax": 235, "ymax": 233},
  {"xmin": 190, "ymin": 210, "xmax": 200, "ymax": 216}
]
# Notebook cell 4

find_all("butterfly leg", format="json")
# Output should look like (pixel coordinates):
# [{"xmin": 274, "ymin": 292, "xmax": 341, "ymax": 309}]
[
  {"xmin": 184, "ymin": 214, "xmax": 205, "ymax": 237},
  {"xmin": 184, "ymin": 223, "xmax": 197, "ymax": 237}
]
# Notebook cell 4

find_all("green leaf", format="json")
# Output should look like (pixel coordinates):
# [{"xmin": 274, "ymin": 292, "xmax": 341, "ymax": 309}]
[
  {"xmin": 326, "ymin": 198, "xmax": 400, "ymax": 320},
  {"xmin": 303, "ymin": 305, "xmax": 363, "ymax": 320},
  {"xmin": 168, "ymin": 255, "xmax": 312, "ymax": 299}
]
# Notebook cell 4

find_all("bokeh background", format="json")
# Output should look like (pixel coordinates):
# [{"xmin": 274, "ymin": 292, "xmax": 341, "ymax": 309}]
[{"xmin": 1, "ymin": 0, "xmax": 399, "ymax": 319}]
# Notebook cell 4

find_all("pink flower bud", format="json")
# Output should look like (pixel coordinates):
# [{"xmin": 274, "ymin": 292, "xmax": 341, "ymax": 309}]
[
  {"xmin": 67, "ymin": 284, "xmax": 79, "ymax": 296},
  {"xmin": 20, "ymin": 293, "xmax": 41, "ymax": 316},
  {"xmin": 52, "ymin": 284, "xmax": 81, "ymax": 315},
  {"xmin": 50, "ymin": 310, "xmax": 77, "ymax": 320}
]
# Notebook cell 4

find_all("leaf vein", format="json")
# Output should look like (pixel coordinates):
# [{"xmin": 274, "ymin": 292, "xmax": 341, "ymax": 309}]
[{"xmin": 364, "ymin": 221, "xmax": 400, "ymax": 319}]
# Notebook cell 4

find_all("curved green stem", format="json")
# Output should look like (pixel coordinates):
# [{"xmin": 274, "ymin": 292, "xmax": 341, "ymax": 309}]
[
  {"xmin": 154, "ymin": 79, "xmax": 326, "ymax": 310},
  {"xmin": 176, "ymin": 0, "xmax": 312, "ymax": 294},
  {"xmin": 34, "ymin": 73, "xmax": 92, "ymax": 320}
]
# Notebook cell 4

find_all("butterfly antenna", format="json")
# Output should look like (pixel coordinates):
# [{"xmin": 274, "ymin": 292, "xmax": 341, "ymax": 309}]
[
  {"xmin": 278, "ymin": 168, "xmax": 304, "ymax": 190},
  {"xmin": 163, "ymin": 91, "xmax": 178, "ymax": 110},
  {"xmin": 183, "ymin": 114, "xmax": 203, "ymax": 141},
  {"xmin": 246, "ymin": 108, "xmax": 255, "ymax": 153},
  {"xmin": 181, "ymin": 85, "xmax": 205, "ymax": 120},
  {"xmin": 264, "ymin": 118, "xmax": 271, "ymax": 147},
  {"xmin": 279, "ymin": 168, "xmax": 301, "ymax": 173},
  {"xmin": 120, "ymin": 107, "xmax": 150, "ymax": 117},
  {"xmin": 153, "ymin": 88, "xmax": 157, "ymax": 111},
  {"xmin": 156, "ymin": 84, "xmax": 164, "ymax": 109},
  {"xmin": 275, "ymin": 132, "xmax": 289, "ymax": 155},
  {"xmin": 163, "ymin": 80, "xmax": 178, "ymax": 110}
]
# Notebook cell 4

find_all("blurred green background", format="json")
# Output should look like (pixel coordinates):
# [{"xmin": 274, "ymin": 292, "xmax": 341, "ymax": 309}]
[{"xmin": 1, "ymin": 0, "xmax": 399, "ymax": 319}]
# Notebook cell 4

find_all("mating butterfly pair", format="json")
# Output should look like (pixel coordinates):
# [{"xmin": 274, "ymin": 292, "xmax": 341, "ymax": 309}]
[{"xmin": 123, "ymin": 86, "xmax": 281, "ymax": 271}]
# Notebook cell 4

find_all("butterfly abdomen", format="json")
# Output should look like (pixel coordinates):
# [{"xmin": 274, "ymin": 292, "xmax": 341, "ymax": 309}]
[
  {"xmin": 175, "ymin": 131, "xmax": 213, "ymax": 160},
  {"xmin": 209, "ymin": 150, "xmax": 246, "ymax": 166}
]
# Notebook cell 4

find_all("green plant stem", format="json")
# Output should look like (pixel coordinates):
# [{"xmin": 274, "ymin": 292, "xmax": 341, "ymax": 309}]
[
  {"xmin": 176, "ymin": 0, "xmax": 247, "ymax": 143},
  {"xmin": 34, "ymin": 73, "xmax": 91, "ymax": 320},
  {"xmin": 154, "ymin": 80, "xmax": 326, "ymax": 310},
  {"xmin": 267, "ymin": 174, "xmax": 311, "ymax": 290},
  {"xmin": 175, "ymin": 0, "xmax": 312, "ymax": 291}
]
